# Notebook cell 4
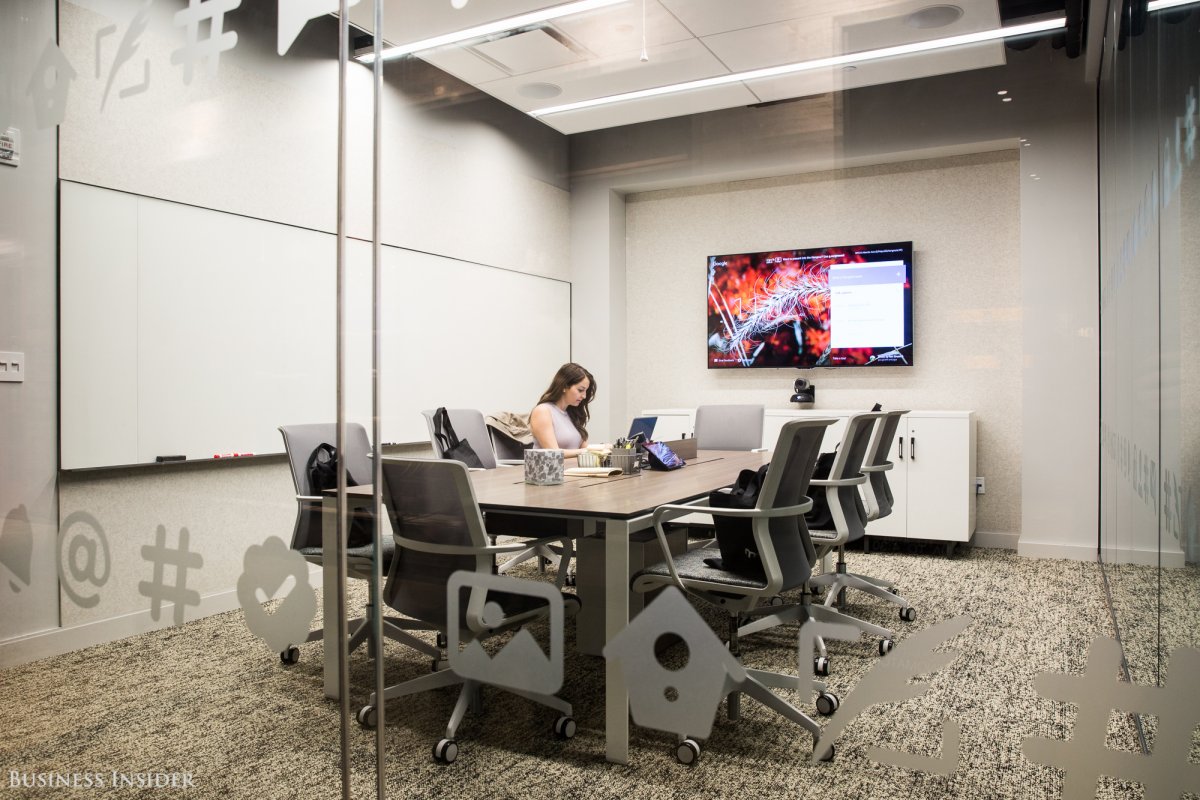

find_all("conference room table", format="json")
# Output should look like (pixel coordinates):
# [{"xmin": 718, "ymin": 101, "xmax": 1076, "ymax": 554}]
[{"xmin": 321, "ymin": 449, "xmax": 772, "ymax": 764}]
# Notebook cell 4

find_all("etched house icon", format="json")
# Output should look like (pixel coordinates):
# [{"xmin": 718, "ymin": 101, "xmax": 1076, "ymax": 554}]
[{"xmin": 604, "ymin": 587, "xmax": 746, "ymax": 740}]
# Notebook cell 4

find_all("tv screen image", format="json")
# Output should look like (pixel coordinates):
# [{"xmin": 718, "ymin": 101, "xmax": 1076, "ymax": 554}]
[{"xmin": 707, "ymin": 241, "xmax": 914, "ymax": 369}]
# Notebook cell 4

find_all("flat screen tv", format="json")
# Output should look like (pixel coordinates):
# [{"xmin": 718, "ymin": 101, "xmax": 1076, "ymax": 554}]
[{"xmin": 707, "ymin": 241, "xmax": 914, "ymax": 369}]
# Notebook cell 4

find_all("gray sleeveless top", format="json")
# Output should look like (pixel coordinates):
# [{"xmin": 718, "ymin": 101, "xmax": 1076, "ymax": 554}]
[{"xmin": 535, "ymin": 402, "xmax": 583, "ymax": 450}]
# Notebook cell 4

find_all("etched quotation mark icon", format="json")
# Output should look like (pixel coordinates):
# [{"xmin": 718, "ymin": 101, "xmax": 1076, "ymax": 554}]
[
  {"xmin": 139, "ymin": 526, "xmax": 203, "ymax": 625},
  {"xmin": 1023, "ymin": 637, "xmax": 1200, "ymax": 799},
  {"xmin": 95, "ymin": 0, "xmax": 153, "ymax": 111},
  {"xmin": 171, "ymin": 0, "xmax": 242, "ymax": 85},
  {"xmin": 57, "ymin": 511, "xmax": 112, "ymax": 608}
]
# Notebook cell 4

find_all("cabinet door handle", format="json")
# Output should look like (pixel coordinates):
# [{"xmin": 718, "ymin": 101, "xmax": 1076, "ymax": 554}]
[
  {"xmin": 910, "ymin": 436, "xmax": 916, "ymax": 461},
  {"xmin": 898, "ymin": 436, "xmax": 904, "ymax": 460}
]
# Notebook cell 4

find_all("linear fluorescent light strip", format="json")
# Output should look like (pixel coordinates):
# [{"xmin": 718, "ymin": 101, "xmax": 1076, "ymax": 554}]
[
  {"xmin": 356, "ymin": 0, "xmax": 627, "ymax": 62},
  {"xmin": 1147, "ymin": 0, "xmax": 1199, "ymax": 10},
  {"xmin": 531, "ymin": 16, "xmax": 1067, "ymax": 117}
]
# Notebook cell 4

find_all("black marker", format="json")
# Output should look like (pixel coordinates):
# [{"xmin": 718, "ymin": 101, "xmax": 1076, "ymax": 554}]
[{"xmin": 156, "ymin": 455, "xmax": 186, "ymax": 463}]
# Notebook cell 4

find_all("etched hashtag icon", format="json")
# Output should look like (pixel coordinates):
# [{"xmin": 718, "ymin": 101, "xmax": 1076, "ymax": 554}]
[
  {"xmin": 170, "ymin": 0, "xmax": 242, "ymax": 85},
  {"xmin": 139, "ymin": 525, "xmax": 203, "ymax": 625},
  {"xmin": 1023, "ymin": 637, "xmax": 1200, "ymax": 799}
]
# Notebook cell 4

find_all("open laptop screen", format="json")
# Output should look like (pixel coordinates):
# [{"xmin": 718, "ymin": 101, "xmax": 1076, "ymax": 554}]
[{"xmin": 627, "ymin": 416, "xmax": 657, "ymax": 442}]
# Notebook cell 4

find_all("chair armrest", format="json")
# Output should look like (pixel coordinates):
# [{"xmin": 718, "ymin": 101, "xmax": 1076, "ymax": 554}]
[
  {"xmin": 750, "ymin": 447, "xmax": 769, "ymax": 453},
  {"xmin": 496, "ymin": 459, "xmax": 525, "ymax": 467},
  {"xmin": 811, "ymin": 474, "xmax": 867, "ymax": 487},
  {"xmin": 394, "ymin": 533, "xmax": 568, "ymax": 556},
  {"xmin": 861, "ymin": 462, "xmax": 894, "ymax": 473},
  {"xmin": 297, "ymin": 495, "xmax": 323, "ymax": 502}
]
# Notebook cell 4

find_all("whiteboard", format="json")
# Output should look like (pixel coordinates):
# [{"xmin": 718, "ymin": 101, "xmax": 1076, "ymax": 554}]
[{"xmin": 61, "ymin": 182, "xmax": 572, "ymax": 469}]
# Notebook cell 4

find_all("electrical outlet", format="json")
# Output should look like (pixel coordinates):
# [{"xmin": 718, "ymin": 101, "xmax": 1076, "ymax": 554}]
[
  {"xmin": 0, "ymin": 352, "xmax": 25, "ymax": 382},
  {"xmin": 974, "ymin": 476, "xmax": 985, "ymax": 495}
]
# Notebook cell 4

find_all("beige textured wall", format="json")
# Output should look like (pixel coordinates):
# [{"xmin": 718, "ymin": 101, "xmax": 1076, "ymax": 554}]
[{"xmin": 625, "ymin": 150, "xmax": 1021, "ymax": 535}]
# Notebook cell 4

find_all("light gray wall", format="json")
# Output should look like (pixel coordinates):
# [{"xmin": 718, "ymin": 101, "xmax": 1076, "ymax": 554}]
[
  {"xmin": 570, "ymin": 39, "xmax": 1098, "ymax": 555},
  {"xmin": 0, "ymin": 0, "xmax": 61, "ymax": 641},
  {"xmin": 624, "ymin": 152, "xmax": 1021, "ymax": 536}
]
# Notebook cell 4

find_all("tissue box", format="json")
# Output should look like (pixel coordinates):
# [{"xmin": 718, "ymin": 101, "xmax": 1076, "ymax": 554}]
[{"xmin": 524, "ymin": 448, "xmax": 564, "ymax": 485}]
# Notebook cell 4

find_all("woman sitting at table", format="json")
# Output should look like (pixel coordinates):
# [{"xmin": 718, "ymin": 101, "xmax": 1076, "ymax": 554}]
[{"xmin": 530, "ymin": 362, "xmax": 595, "ymax": 458}]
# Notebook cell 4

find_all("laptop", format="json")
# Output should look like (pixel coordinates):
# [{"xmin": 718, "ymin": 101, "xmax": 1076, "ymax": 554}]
[{"xmin": 627, "ymin": 416, "xmax": 657, "ymax": 443}]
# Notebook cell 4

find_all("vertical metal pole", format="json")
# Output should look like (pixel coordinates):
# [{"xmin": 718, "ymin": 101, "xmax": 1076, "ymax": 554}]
[
  {"xmin": 370, "ymin": 0, "xmax": 387, "ymax": 797},
  {"xmin": 335, "ymin": 2, "xmax": 351, "ymax": 798}
]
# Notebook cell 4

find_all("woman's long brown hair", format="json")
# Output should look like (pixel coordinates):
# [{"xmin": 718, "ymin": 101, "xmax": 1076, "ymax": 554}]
[{"xmin": 534, "ymin": 362, "xmax": 596, "ymax": 442}]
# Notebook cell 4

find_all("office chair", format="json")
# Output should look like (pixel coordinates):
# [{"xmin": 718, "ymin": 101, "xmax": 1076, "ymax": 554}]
[
  {"xmin": 422, "ymin": 409, "xmax": 572, "ymax": 585},
  {"xmin": 631, "ymin": 418, "xmax": 840, "ymax": 764},
  {"xmin": 276, "ymin": 423, "xmax": 441, "ymax": 666},
  {"xmin": 356, "ymin": 457, "xmax": 580, "ymax": 763},
  {"xmin": 694, "ymin": 404, "xmax": 765, "ymax": 451},
  {"xmin": 681, "ymin": 404, "xmax": 767, "ymax": 548},
  {"xmin": 802, "ymin": 411, "xmax": 908, "ymax": 671},
  {"xmin": 809, "ymin": 410, "xmax": 915, "ymax": 622}
]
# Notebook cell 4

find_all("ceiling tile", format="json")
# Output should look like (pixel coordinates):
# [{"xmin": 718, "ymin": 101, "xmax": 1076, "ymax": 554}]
[
  {"xmin": 552, "ymin": 0, "xmax": 695, "ymax": 57},
  {"xmin": 420, "ymin": 45, "xmax": 512, "ymax": 85},
  {"xmin": 472, "ymin": 29, "xmax": 585, "ymax": 74}
]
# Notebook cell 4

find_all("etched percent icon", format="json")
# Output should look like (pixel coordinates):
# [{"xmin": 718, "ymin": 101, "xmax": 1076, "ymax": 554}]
[{"xmin": 237, "ymin": 536, "xmax": 317, "ymax": 654}]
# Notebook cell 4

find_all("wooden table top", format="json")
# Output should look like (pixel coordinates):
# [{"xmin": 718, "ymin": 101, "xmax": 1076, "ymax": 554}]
[{"xmin": 466, "ymin": 450, "xmax": 770, "ymax": 520}]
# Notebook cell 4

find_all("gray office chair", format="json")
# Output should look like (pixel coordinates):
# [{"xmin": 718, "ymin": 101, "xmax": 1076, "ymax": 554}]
[
  {"xmin": 357, "ymin": 457, "xmax": 580, "ymax": 762},
  {"xmin": 422, "ymin": 409, "xmax": 571, "ymax": 584},
  {"xmin": 681, "ymin": 404, "xmax": 768, "ymax": 547},
  {"xmin": 694, "ymin": 404, "xmax": 765, "ymax": 451},
  {"xmin": 277, "ymin": 423, "xmax": 440, "ymax": 666},
  {"xmin": 809, "ymin": 410, "xmax": 915, "ymax": 622},
  {"xmin": 631, "ymin": 418, "xmax": 840, "ymax": 764},
  {"xmin": 802, "ymin": 412, "xmax": 905, "ymax": 670}
]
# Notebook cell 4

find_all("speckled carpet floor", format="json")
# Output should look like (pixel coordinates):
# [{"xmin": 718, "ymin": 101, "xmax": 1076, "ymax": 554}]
[{"xmin": 0, "ymin": 545, "xmax": 1179, "ymax": 799}]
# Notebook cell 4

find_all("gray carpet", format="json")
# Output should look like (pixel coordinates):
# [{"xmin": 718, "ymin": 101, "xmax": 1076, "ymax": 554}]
[{"xmin": 0, "ymin": 547, "xmax": 1166, "ymax": 799}]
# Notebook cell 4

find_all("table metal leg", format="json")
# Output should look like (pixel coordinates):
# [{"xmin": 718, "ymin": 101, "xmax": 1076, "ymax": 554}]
[
  {"xmin": 604, "ymin": 519, "xmax": 631, "ymax": 764},
  {"xmin": 321, "ymin": 496, "xmax": 339, "ymax": 700}
]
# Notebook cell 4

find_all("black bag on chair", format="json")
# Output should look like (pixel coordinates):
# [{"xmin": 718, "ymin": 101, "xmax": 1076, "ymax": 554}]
[
  {"xmin": 706, "ymin": 464, "xmax": 770, "ymax": 573},
  {"xmin": 432, "ymin": 407, "xmax": 485, "ymax": 469},
  {"xmin": 305, "ymin": 443, "xmax": 374, "ymax": 548}
]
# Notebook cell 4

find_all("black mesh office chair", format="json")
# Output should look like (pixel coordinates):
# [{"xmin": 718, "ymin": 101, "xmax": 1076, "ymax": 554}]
[
  {"xmin": 631, "ymin": 418, "xmax": 840, "ymax": 764},
  {"xmin": 357, "ymin": 457, "xmax": 580, "ymax": 763},
  {"xmin": 276, "ymin": 423, "xmax": 440, "ymax": 665},
  {"xmin": 422, "ymin": 409, "xmax": 572, "ymax": 585}
]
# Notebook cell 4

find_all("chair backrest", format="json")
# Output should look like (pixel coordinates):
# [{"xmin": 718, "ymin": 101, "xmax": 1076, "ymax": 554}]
[
  {"xmin": 379, "ymin": 457, "xmax": 490, "ymax": 626},
  {"xmin": 754, "ymin": 417, "xmax": 835, "ymax": 591},
  {"xmin": 278, "ymin": 422, "xmax": 373, "ymax": 551},
  {"xmin": 421, "ymin": 409, "xmax": 499, "ymax": 469},
  {"xmin": 694, "ymin": 404, "xmax": 765, "ymax": 451},
  {"xmin": 487, "ymin": 425, "xmax": 528, "ymax": 461},
  {"xmin": 822, "ymin": 411, "xmax": 885, "ymax": 543},
  {"xmin": 862, "ymin": 410, "xmax": 907, "ymax": 521}
]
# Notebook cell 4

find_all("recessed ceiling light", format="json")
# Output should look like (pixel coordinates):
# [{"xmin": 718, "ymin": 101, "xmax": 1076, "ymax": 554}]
[
  {"xmin": 843, "ymin": 65, "xmax": 857, "ymax": 72},
  {"xmin": 357, "ymin": 0, "xmax": 627, "ymax": 62},
  {"xmin": 1002, "ymin": 97, "xmax": 1013, "ymax": 102},
  {"xmin": 531, "ymin": 16, "xmax": 1066, "ymax": 118},
  {"xmin": 1147, "ymin": 0, "xmax": 1199, "ymax": 10},
  {"xmin": 451, "ymin": 0, "xmax": 469, "ymax": 9},
  {"xmin": 997, "ymin": 89, "xmax": 1008, "ymax": 95},
  {"xmin": 517, "ymin": 82, "xmax": 564, "ymax": 100},
  {"xmin": 905, "ymin": 5, "xmax": 965, "ymax": 29},
  {"xmin": 1022, "ymin": 141, "xmax": 1031, "ymax": 146}
]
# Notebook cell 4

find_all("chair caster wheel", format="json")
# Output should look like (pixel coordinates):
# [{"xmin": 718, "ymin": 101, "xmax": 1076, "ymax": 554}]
[
  {"xmin": 436, "ymin": 632, "xmax": 448, "ymax": 649},
  {"xmin": 888, "ymin": 586, "xmax": 900, "ymax": 595},
  {"xmin": 813, "ymin": 656, "xmax": 830, "ymax": 677},
  {"xmin": 676, "ymin": 738, "xmax": 700, "ymax": 765},
  {"xmin": 564, "ymin": 572, "xmax": 577, "ymax": 587},
  {"xmin": 432, "ymin": 738, "xmax": 458, "ymax": 764},
  {"xmin": 553, "ymin": 716, "xmax": 577, "ymax": 740},
  {"xmin": 279, "ymin": 646, "xmax": 300, "ymax": 665},
  {"xmin": 900, "ymin": 606, "xmax": 916, "ymax": 622},
  {"xmin": 816, "ymin": 743, "xmax": 836, "ymax": 762},
  {"xmin": 431, "ymin": 657, "xmax": 449, "ymax": 672},
  {"xmin": 768, "ymin": 595, "xmax": 785, "ymax": 607},
  {"xmin": 879, "ymin": 638, "xmax": 894, "ymax": 656},
  {"xmin": 357, "ymin": 705, "xmax": 378, "ymax": 729},
  {"xmin": 816, "ymin": 691, "xmax": 839, "ymax": 716}
]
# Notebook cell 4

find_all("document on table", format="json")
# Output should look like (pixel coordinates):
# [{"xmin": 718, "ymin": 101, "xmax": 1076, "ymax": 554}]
[{"xmin": 565, "ymin": 466, "xmax": 623, "ymax": 477}]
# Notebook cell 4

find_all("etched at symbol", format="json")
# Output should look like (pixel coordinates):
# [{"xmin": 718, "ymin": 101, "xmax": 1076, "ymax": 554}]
[
  {"xmin": 57, "ymin": 511, "xmax": 112, "ymax": 609},
  {"xmin": 139, "ymin": 525, "xmax": 203, "ymax": 625},
  {"xmin": 171, "ymin": 0, "xmax": 242, "ymax": 85}
]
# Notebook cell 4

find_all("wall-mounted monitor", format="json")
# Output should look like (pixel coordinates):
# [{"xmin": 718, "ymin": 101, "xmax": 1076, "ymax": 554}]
[{"xmin": 707, "ymin": 241, "xmax": 914, "ymax": 369}]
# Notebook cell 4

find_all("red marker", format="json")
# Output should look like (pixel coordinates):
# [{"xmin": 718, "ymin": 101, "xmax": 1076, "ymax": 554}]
[{"xmin": 214, "ymin": 453, "xmax": 235, "ymax": 459}]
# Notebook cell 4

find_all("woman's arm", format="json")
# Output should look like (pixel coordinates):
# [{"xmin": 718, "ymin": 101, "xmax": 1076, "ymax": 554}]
[{"xmin": 530, "ymin": 405, "xmax": 586, "ymax": 457}]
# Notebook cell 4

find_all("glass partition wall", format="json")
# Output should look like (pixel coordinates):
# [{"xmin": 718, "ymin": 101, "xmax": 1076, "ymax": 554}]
[{"xmin": 1098, "ymin": 0, "xmax": 1200, "ymax": 718}]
